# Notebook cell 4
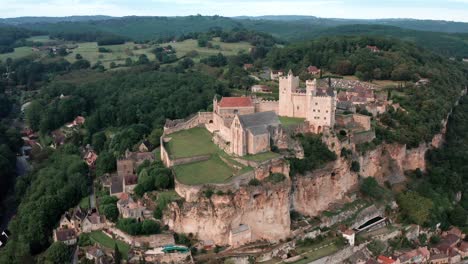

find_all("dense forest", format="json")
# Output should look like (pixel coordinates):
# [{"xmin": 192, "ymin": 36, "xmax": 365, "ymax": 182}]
[
  {"xmin": 0, "ymin": 146, "xmax": 89, "ymax": 263},
  {"xmin": 266, "ymin": 36, "xmax": 468, "ymax": 147},
  {"xmin": 4, "ymin": 15, "xmax": 468, "ymax": 57},
  {"xmin": 400, "ymin": 96, "xmax": 468, "ymax": 229},
  {"xmin": 0, "ymin": 25, "xmax": 37, "ymax": 54}
]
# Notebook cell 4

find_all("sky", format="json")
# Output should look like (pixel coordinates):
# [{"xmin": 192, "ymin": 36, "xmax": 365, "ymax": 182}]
[{"xmin": 1, "ymin": 0, "xmax": 468, "ymax": 22}]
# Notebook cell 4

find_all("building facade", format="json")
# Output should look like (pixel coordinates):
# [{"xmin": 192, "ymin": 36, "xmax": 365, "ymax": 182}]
[{"xmin": 278, "ymin": 70, "xmax": 336, "ymax": 133}]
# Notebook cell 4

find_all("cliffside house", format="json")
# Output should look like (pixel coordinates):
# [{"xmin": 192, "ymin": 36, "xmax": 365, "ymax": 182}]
[
  {"xmin": 307, "ymin": 65, "xmax": 321, "ymax": 75},
  {"xmin": 53, "ymin": 228, "xmax": 77, "ymax": 245},
  {"xmin": 341, "ymin": 229, "xmax": 355, "ymax": 246},
  {"xmin": 229, "ymin": 224, "xmax": 252, "ymax": 247},
  {"xmin": 117, "ymin": 193, "xmax": 145, "ymax": 220}
]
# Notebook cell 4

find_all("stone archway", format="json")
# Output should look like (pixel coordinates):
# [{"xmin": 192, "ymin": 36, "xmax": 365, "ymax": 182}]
[{"xmin": 317, "ymin": 126, "xmax": 322, "ymax": 133}]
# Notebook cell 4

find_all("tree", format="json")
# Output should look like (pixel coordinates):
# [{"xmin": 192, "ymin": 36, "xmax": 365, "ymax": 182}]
[
  {"xmin": 449, "ymin": 205, "xmax": 468, "ymax": 227},
  {"xmin": 114, "ymin": 243, "xmax": 122, "ymax": 264},
  {"xmin": 397, "ymin": 192, "xmax": 433, "ymax": 225},
  {"xmin": 44, "ymin": 242, "xmax": 71, "ymax": 264},
  {"xmin": 351, "ymin": 161, "xmax": 360, "ymax": 172},
  {"xmin": 71, "ymin": 59, "xmax": 91, "ymax": 70},
  {"xmin": 360, "ymin": 177, "xmax": 385, "ymax": 199},
  {"xmin": 147, "ymin": 128, "xmax": 163, "ymax": 147},
  {"xmin": 137, "ymin": 54, "xmax": 150, "ymax": 65},
  {"xmin": 75, "ymin": 53, "xmax": 83, "ymax": 60},
  {"xmin": 95, "ymin": 151, "xmax": 116, "ymax": 176},
  {"xmin": 91, "ymin": 131, "xmax": 107, "ymax": 153},
  {"xmin": 367, "ymin": 240, "xmax": 385, "ymax": 256}
]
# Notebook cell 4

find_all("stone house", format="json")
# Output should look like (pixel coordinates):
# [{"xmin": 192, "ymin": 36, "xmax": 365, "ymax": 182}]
[
  {"xmin": 428, "ymin": 253, "xmax": 449, "ymax": 264},
  {"xmin": 377, "ymin": 255, "xmax": 400, "ymax": 264},
  {"xmin": 85, "ymin": 246, "xmax": 105, "ymax": 262},
  {"xmin": 307, "ymin": 65, "xmax": 321, "ymax": 75},
  {"xmin": 229, "ymin": 224, "xmax": 251, "ymax": 247},
  {"xmin": 138, "ymin": 140, "xmax": 154, "ymax": 152},
  {"xmin": 53, "ymin": 228, "xmax": 77, "ymax": 245},
  {"xmin": 251, "ymin": 85, "xmax": 272, "ymax": 93},
  {"xmin": 397, "ymin": 246, "xmax": 430, "ymax": 264},
  {"xmin": 84, "ymin": 149, "xmax": 98, "ymax": 168},
  {"xmin": 81, "ymin": 212, "xmax": 106, "ymax": 233},
  {"xmin": 110, "ymin": 175, "xmax": 124, "ymax": 197},
  {"xmin": 341, "ymin": 229, "xmax": 355, "ymax": 246},
  {"xmin": 270, "ymin": 70, "xmax": 284, "ymax": 80},
  {"xmin": 117, "ymin": 193, "xmax": 145, "ymax": 220},
  {"xmin": 59, "ymin": 212, "xmax": 75, "ymax": 230},
  {"xmin": 456, "ymin": 241, "xmax": 468, "ymax": 258}
]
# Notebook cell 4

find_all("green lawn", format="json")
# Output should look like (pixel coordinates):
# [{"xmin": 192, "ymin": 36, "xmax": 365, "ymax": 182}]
[
  {"xmin": 0, "ymin": 46, "xmax": 36, "ymax": 61},
  {"xmin": 173, "ymin": 155, "xmax": 236, "ymax": 185},
  {"xmin": 89, "ymin": 231, "xmax": 130, "ymax": 259},
  {"xmin": 79, "ymin": 196, "xmax": 90, "ymax": 210},
  {"xmin": 165, "ymin": 127, "xmax": 218, "ymax": 159},
  {"xmin": 279, "ymin": 116, "xmax": 305, "ymax": 127},
  {"xmin": 160, "ymin": 38, "xmax": 252, "ymax": 60},
  {"xmin": 291, "ymin": 243, "xmax": 339, "ymax": 264},
  {"xmin": 242, "ymin": 151, "xmax": 281, "ymax": 162},
  {"xmin": 65, "ymin": 41, "xmax": 157, "ymax": 68}
]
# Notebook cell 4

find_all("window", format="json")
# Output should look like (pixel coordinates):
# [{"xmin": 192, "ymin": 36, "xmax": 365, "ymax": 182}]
[
  {"xmin": 297, "ymin": 106, "xmax": 299, "ymax": 110},
  {"xmin": 326, "ymin": 110, "xmax": 328, "ymax": 113},
  {"xmin": 318, "ymin": 110, "xmax": 320, "ymax": 112},
  {"xmin": 313, "ymin": 109, "xmax": 316, "ymax": 112},
  {"xmin": 324, "ymin": 117, "xmax": 326, "ymax": 120},
  {"xmin": 315, "ymin": 103, "xmax": 318, "ymax": 105},
  {"xmin": 234, "ymin": 109, "xmax": 238, "ymax": 114}
]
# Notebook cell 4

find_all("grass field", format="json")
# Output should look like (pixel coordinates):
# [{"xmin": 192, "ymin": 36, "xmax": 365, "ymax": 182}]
[
  {"xmin": 160, "ymin": 38, "xmax": 252, "ymax": 60},
  {"xmin": 165, "ymin": 127, "xmax": 218, "ymax": 159},
  {"xmin": 65, "ymin": 41, "xmax": 156, "ymax": 68},
  {"xmin": 292, "ymin": 243, "xmax": 340, "ymax": 264},
  {"xmin": 279, "ymin": 116, "xmax": 305, "ymax": 127},
  {"xmin": 173, "ymin": 155, "xmax": 236, "ymax": 185},
  {"xmin": 0, "ymin": 46, "xmax": 36, "ymax": 61},
  {"xmin": 242, "ymin": 151, "xmax": 281, "ymax": 162},
  {"xmin": 89, "ymin": 231, "xmax": 130, "ymax": 259},
  {"xmin": 26, "ymin": 35, "xmax": 54, "ymax": 43}
]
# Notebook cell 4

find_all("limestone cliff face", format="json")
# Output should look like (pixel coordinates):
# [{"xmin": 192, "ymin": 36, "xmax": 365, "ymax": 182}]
[
  {"xmin": 292, "ymin": 158, "xmax": 358, "ymax": 217},
  {"xmin": 164, "ymin": 180, "xmax": 291, "ymax": 245}
]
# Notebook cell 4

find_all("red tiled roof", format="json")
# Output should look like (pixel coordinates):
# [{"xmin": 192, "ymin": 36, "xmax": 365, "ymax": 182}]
[
  {"xmin": 218, "ymin": 97, "xmax": 253, "ymax": 108},
  {"xmin": 377, "ymin": 255, "xmax": 396, "ymax": 264}
]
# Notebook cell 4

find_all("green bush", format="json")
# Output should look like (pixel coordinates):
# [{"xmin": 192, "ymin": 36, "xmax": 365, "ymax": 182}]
[{"xmin": 248, "ymin": 178, "xmax": 260, "ymax": 186}]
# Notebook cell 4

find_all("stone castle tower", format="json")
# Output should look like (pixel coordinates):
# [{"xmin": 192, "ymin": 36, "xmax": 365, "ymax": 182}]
[{"xmin": 278, "ymin": 70, "xmax": 335, "ymax": 133}]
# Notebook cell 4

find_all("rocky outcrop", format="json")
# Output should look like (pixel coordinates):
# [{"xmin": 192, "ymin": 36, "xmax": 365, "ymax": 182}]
[
  {"xmin": 164, "ymin": 180, "xmax": 291, "ymax": 245},
  {"xmin": 292, "ymin": 158, "xmax": 358, "ymax": 217}
]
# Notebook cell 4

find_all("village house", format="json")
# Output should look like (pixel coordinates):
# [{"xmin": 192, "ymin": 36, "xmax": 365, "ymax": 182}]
[
  {"xmin": 307, "ymin": 65, "xmax": 321, "ymax": 75},
  {"xmin": 138, "ymin": 140, "xmax": 154, "ymax": 152},
  {"xmin": 428, "ymin": 253, "xmax": 449, "ymax": 264},
  {"xmin": 341, "ymin": 229, "xmax": 355, "ymax": 246},
  {"xmin": 53, "ymin": 228, "xmax": 77, "ymax": 245},
  {"xmin": 81, "ymin": 211, "xmax": 106, "ymax": 233},
  {"xmin": 251, "ymin": 84, "xmax": 272, "ymax": 93},
  {"xmin": 270, "ymin": 69, "xmax": 284, "ymax": 80},
  {"xmin": 84, "ymin": 149, "xmax": 98, "ymax": 168},
  {"xmin": 110, "ymin": 175, "xmax": 124, "ymax": 197},
  {"xmin": 85, "ymin": 246, "xmax": 105, "ymax": 262},
  {"xmin": 456, "ymin": 241, "xmax": 468, "ymax": 258},
  {"xmin": 243, "ymin": 63, "xmax": 254, "ymax": 70},
  {"xmin": 377, "ymin": 255, "xmax": 400, "ymax": 264},
  {"xmin": 397, "ymin": 246, "xmax": 430, "ymax": 264},
  {"xmin": 229, "ymin": 224, "xmax": 251, "ymax": 247},
  {"xmin": 66, "ymin": 116, "xmax": 86, "ymax": 128},
  {"xmin": 59, "ymin": 212, "xmax": 76, "ymax": 230},
  {"xmin": 117, "ymin": 193, "xmax": 145, "ymax": 220},
  {"xmin": 366, "ymin": 45, "xmax": 380, "ymax": 53}
]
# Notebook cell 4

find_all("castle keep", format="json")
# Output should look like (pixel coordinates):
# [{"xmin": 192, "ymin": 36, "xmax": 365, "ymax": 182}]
[{"xmin": 278, "ymin": 70, "xmax": 336, "ymax": 133}]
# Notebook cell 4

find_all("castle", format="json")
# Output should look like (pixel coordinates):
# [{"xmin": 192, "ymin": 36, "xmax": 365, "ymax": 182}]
[{"xmin": 278, "ymin": 70, "xmax": 336, "ymax": 133}]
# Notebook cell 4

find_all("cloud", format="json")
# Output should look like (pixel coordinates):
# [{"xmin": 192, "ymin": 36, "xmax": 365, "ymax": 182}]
[{"xmin": 0, "ymin": 0, "xmax": 467, "ymax": 22}]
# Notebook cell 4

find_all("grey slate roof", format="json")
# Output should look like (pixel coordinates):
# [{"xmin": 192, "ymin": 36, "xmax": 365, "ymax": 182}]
[
  {"xmin": 238, "ymin": 111, "xmax": 280, "ymax": 129},
  {"xmin": 110, "ymin": 175, "xmax": 123, "ymax": 194}
]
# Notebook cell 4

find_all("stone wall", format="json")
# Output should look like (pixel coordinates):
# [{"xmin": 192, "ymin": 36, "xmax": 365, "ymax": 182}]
[
  {"xmin": 164, "ymin": 112, "xmax": 213, "ymax": 134},
  {"xmin": 255, "ymin": 100, "xmax": 279, "ymax": 113},
  {"xmin": 352, "ymin": 130, "xmax": 375, "ymax": 145},
  {"xmin": 352, "ymin": 114, "xmax": 371, "ymax": 131}
]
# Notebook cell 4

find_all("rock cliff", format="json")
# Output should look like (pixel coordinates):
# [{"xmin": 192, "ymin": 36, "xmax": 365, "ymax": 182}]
[
  {"xmin": 291, "ymin": 158, "xmax": 358, "ymax": 217},
  {"xmin": 164, "ymin": 180, "xmax": 291, "ymax": 245}
]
